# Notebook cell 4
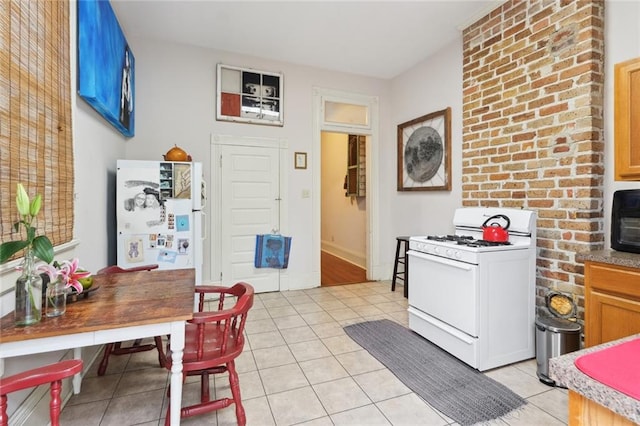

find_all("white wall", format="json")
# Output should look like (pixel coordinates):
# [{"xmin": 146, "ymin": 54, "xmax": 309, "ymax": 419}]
[
  {"xmin": 321, "ymin": 132, "xmax": 366, "ymax": 267},
  {"xmin": 123, "ymin": 38, "xmax": 391, "ymax": 287},
  {"xmin": 387, "ymin": 38, "xmax": 465, "ymax": 239}
]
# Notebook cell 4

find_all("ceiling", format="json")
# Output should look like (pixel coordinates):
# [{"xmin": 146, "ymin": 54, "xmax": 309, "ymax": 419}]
[{"xmin": 110, "ymin": 1, "xmax": 505, "ymax": 79}]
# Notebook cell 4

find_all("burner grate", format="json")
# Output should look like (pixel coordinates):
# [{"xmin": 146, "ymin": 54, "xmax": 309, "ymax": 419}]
[
  {"xmin": 425, "ymin": 235, "xmax": 512, "ymax": 247},
  {"xmin": 460, "ymin": 239, "xmax": 512, "ymax": 247},
  {"xmin": 427, "ymin": 235, "xmax": 474, "ymax": 242}
]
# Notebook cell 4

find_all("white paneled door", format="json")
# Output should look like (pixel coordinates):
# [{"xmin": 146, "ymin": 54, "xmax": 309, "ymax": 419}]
[{"xmin": 220, "ymin": 144, "xmax": 281, "ymax": 293}]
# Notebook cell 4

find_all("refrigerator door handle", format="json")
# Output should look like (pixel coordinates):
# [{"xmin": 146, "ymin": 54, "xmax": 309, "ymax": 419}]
[{"xmin": 200, "ymin": 211, "xmax": 207, "ymax": 240}]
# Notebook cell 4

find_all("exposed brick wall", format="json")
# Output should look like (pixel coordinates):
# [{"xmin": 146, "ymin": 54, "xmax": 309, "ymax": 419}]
[{"xmin": 462, "ymin": 0, "xmax": 605, "ymax": 321}]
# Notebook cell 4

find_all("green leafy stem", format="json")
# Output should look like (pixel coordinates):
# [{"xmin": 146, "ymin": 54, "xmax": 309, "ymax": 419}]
[{"xmin": 0, "ymin": 183, "xmax": 54, "ymax": 264}]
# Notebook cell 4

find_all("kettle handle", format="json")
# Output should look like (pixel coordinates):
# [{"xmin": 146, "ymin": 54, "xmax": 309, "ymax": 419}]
[{"xmin": 482, "ymin": 214, "xmax": 510, "ymax": 230}]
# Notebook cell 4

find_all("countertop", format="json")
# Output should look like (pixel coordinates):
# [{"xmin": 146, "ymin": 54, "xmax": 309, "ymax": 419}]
[
  {"xmin": 577, "ymin": 249, "xmax": 640, "ymax": 269},
  {"xmin": 549, "ymin": 334, "xmax": 640, "ymax": 424}
]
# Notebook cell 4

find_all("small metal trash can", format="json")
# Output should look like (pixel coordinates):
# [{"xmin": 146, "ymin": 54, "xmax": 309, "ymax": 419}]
[{"xmin": 535, "ymin": 316, "xmax": 581, "ymax": 386}]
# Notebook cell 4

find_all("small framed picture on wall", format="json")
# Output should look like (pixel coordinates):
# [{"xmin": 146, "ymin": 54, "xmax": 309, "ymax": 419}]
[{"xmin": 295, "ymin": 152, "xmax": 307, "ymax": 170}]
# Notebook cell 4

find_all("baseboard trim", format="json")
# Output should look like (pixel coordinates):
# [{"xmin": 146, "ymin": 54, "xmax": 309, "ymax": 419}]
[{"xmin": 320, "ymin": 242, "xmax": 365, "ymax": 268}]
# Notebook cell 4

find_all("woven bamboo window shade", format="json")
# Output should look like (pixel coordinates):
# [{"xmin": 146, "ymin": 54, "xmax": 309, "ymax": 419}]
[{"xmin": 0, "ymin": 1, "xmax": 74, "ymax": 254}]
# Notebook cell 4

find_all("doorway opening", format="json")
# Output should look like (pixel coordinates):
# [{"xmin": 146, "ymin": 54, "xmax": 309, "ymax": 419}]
[
  {"xmin": 312, "ymin": 88, "xmax": 380, "ymax": 287},
  {"xmin": 320, "ymin": 131, "xmax": 368, "ymax": 286}
]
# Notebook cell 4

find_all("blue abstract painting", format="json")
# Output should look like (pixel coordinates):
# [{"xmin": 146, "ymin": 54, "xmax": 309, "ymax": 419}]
[{"xmin": 77, "ymin": 0, "xmax": 134, "ymax": 137}]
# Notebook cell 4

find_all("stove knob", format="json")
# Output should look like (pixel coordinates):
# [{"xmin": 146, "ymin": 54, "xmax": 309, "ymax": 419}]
[
  {"xmin": 455, "ymin": 251, "xmax": 462, "ymax": 259},
  {"xmin": 433, "ymin": 246, "xmax": 440, "ymax": 254}
]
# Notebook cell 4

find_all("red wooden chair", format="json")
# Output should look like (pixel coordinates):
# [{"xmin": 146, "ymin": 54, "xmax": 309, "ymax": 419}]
[
  {"xmin": 164, "ymin": 282, "xmax": 254, "ymax": 426},
  {"xmin": 0, "ymin": 359, "xmax": 83, "ymax": 426},
  {"xmin": 95, "ymin": 264, "xmax": 166, "ymax": 376}
]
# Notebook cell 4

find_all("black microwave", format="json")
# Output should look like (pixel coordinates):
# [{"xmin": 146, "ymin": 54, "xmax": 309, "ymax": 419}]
[{"xmin": 611, "ymin": 189, "xmax": 640, "ymax": 254}]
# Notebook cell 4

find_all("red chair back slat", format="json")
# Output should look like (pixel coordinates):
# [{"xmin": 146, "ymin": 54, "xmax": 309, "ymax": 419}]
[
  {"xmin": 96, "ymin": 264, "xmax": 159, "ymax": 275},
  {"xmin": 0, "ymin": 359, "xmax": 83, "ymax": 426}
]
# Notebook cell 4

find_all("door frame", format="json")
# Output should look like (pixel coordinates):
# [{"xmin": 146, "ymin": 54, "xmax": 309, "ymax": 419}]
[
  {"xmin": 209, "ymin": 134, "xmax": 289, "ymax": 290},
  {"xmin": 312, "ymin": 88, "xmax": 381, "ymax": 281}
]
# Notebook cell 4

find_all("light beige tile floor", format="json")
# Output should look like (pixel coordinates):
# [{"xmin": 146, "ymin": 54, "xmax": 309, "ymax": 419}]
[{"xmin": 60, "ymin": 281, "xmax": 568, "ymax": 425}]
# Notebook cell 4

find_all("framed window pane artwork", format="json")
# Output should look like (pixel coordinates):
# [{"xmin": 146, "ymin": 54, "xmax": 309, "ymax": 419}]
[{"xmin": 217, "ymin": 64, "xmax": 283, "ymax": 126}]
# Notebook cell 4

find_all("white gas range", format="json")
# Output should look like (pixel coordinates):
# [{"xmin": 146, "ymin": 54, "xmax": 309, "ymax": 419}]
[{"xmin": 407, "ymin": 207, "xmax": 537, "ymax": 371}]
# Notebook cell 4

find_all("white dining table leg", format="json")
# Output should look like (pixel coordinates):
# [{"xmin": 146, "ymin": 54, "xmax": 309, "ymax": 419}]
[
  {"xmin": 169, "ymin": 321, "xmax": 186, "ymax": 426},
  {"xmin": 72, "ymin": 347, "xmax": 83, "ymax": 393}
]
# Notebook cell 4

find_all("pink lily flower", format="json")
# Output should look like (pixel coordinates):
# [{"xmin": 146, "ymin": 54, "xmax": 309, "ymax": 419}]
[
  {"xmin": 37, "ymin": 258, "xmax": 90, "ymax": 294},
  {"xmin": 59, "ymin": 258, "xmax": 90, "ymax": 294}
]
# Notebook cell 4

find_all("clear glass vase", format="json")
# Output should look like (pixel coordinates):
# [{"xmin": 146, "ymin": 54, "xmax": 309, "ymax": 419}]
[
  {"xmin": 46, "ymin": 278, "xmax": 67, "ymax": 317},
  {"xmin": 15, "ymin": 248, "xmax": 43, "ymax": 326}
]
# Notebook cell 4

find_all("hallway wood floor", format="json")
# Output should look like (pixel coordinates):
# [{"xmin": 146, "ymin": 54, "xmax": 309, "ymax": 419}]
[{"xmin": 321, "ymin": 250, "xmax": 368, "ymax": 286}]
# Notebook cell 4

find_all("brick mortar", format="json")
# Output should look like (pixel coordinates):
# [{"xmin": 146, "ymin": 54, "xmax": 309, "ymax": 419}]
[{"xmin": 462, "ymin": 0, "xmax": 605, "ymax": 322}]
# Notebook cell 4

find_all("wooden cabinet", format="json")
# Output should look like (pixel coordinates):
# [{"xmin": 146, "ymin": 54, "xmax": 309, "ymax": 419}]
[
  {"xmin": 584, "ymin": 260, "xmax": 640, "ymax": 347},
  {"xmin": 345, "ymin": 134, "xmax": 366, "ymax": 197},
  {"xmin": 614, "ymin": 56, "xmax": 640, "ymax": 180},
  {"xmin": 569, "ymin": 390, "xmax": 636, "ymax": 426}
]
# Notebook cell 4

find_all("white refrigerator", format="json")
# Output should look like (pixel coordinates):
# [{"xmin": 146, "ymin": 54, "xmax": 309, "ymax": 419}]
[{"xmin": 116, "ymin": 160, "xmax": 205, "ymax": 284}]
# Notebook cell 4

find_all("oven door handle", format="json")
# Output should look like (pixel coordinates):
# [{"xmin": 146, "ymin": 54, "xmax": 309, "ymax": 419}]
[{"xmin": 408, "ymin": 250, "xmax": 474, "ymax": 271}]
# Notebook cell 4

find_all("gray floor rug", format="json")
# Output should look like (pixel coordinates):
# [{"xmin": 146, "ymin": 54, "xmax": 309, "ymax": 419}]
[{"xmin": 344, "ymin": 319, "xmax": 527, "ymax": 426}]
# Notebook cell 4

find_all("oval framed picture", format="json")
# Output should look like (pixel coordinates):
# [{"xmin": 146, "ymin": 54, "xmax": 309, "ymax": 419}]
[{"xmin": 397, "ymin": 108, "xmax": 451, "ymax": 191}]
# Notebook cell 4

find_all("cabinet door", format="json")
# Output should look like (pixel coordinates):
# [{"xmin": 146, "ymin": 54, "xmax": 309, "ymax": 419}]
[
  {"xmin": 346, "ymin": 135, "xmax": 358, "ymax": 196},
  {"xmin": 614, "ymin": 57, "xmax": 640, "ymax": 180},
  {"xmin": 586, "ymin": 290, "xmax": 640, "ymax": 347},
  {"xmin": 345, "ymin": 135, "xmax": 366, "ymax": 197},
  {"xmin": 568, "ymin": 390, "xmax": 637, "ymax": 426}
]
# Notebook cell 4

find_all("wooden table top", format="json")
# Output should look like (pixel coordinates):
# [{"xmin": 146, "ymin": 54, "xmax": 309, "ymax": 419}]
[{"xmin": 0, "ymin": 268, "xmax": 195, "ymax": 343}]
